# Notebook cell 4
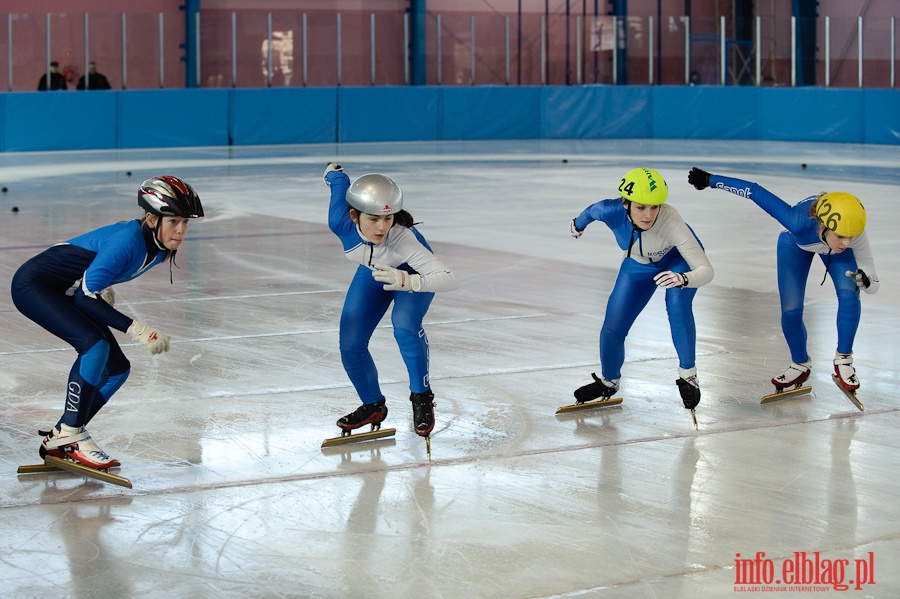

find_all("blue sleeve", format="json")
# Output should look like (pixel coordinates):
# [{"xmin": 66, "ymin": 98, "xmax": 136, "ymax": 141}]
[
  {"xmin": 709, "ymin": 175, "xmax": 809, "ymax": 234},
  {"xmin": 326, "ymin": 171, "xmax": 354, "ymax": 237},
  {"xmin": 80, "ymin": 226, "xmax": 143, "ymax": 292},
  {"xmin": 573, "ymin": 198, "xmax": 623, "ymax": 231}
]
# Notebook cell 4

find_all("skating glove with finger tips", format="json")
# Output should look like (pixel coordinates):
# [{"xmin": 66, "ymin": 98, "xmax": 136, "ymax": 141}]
[
  {"xmin": 653, "ymin": 270, "xmax": 688, "ymax": 289},
  {"xmin": 845, "ymin": 269, "xmax": 870, "ymax": 289},
  {"xmin": 127, "ymin": 320, "xmax": 170, "ymax": 355},
  {"xmin": 323, "ymin": 163, "xmax": 343, "ymax": 186},
  {"xmin": 569, "ymin": 219, "xmax": 583, "ymax": 238},
  {"xmin": 372, "ymin": 263, "xmax": 422, "ymax": 292},
  {"xmin": 688, "ymin": 167, "xmax": 712, "ymax": 190}
]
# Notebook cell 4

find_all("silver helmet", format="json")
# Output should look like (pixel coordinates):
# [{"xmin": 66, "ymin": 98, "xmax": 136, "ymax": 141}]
[{"xmin": 346, "ymin": 174, "xmax": 403, "ymax": 215}]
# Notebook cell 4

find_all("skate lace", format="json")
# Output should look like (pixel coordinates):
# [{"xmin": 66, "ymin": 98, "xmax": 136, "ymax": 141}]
[{"xmin": 75, "ymin": 434, "xmax": 113, "ymax": 461}]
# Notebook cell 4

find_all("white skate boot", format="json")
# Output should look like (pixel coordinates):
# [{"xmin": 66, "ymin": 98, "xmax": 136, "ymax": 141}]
[
  {"xmin": 40, "ymin": 424, "xmax": 121, "ymax": 470},
  {"xmin": 771, "ymin": 360, "xmax": 811, "ymax": 391},
  {"xmin": 833, "ymin": 352, "xmax": 859, "ymax": 391}
]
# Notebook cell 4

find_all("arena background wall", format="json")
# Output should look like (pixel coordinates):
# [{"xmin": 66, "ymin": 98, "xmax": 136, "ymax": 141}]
[{"xmin": 1, "ymin": 86, "xmax": 898, "ymax": 152}]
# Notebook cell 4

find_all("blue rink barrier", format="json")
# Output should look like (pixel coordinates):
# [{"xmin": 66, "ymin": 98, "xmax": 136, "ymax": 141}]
[{"xmin": 1, "ymin": 86, "xmax": 897, "ymax": 152}]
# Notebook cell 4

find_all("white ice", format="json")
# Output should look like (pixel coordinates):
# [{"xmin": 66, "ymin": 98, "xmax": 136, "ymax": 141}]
[{"xmin": 1, "ymin": 139, "xmax": 899, "ymax": 598}]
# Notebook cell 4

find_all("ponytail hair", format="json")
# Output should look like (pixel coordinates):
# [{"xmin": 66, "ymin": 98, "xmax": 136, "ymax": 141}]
[{"xmin": 392, "ymin": 209, "xmax": 415, "ymax": 228}]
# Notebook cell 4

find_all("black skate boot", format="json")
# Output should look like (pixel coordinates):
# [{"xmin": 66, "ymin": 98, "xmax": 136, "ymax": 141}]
[
  {"xmin": 676, "ymin": 376, "xmax": 701, "ymax": 410},
  {"xmin": 337, "ymin": 399, "xmax": 388, "ymax": 432},
  {"xmin": 410, "ymin": 389, "xmax": 435, "ymax": 437},
  {"xmin": 574, "ymin": 373, "xmax": 619, "ymax": 404}
]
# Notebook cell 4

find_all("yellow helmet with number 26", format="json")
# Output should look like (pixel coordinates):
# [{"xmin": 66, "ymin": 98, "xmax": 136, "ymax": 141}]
[
  {"xmin": 618, "ymin": 168, "xmax": 668, "ymax": 206},
  {"xmin": 815, "ymin": 192, "xmax": 866, "ymax": 238}
]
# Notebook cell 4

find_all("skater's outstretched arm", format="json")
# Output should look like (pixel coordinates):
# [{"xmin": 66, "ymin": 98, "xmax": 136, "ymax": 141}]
[{"xmin": 688, "ymin": 167, "xmax": 804, "ymax": 233}]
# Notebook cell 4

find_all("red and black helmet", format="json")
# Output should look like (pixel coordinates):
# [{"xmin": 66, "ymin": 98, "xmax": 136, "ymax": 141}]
[{"xmin": 138, "ymin": 176, "xmax": 204, "ymax": 218}]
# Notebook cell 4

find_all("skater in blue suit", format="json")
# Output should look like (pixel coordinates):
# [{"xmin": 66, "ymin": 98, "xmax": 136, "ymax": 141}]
[
  {"xmin": 570, "ymin": 168, "xmax": 714, "ymax": 412},
  {"xmin": 688, "ymin": 167, "xmax": 878, "ymax": 393},
  {"xmin": 323, "ymin": 164, "xmax": 458, "ymax": 439},
  {"xmin": 10, "ymin": 176, "xmax": 204, "ymax": 469}
]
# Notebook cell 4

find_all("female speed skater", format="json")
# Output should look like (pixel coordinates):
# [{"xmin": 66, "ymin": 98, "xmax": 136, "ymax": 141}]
[
  {"xmin": 688, "ymin": 167, "xmax": 878, "ymax": 393},
  {"xmin": 10, "ymin": 176, "xmax": 204, "ymax": 469},
  {"xmin": 569, "ymin": 167, "xmax": 714, "ymax": 412},
  {"xmin": 323, "ymin": 163, "xmax": 458, "ymax": 439}
]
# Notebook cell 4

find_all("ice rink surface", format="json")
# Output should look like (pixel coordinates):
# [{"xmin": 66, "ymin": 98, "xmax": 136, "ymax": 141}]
[{"xmin": 1, "ymin": 139, "xmax": 899, "ymax": 598}]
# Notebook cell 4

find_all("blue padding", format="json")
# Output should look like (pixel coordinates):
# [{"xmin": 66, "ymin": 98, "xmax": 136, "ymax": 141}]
[
  {"xmin": 863, "ymin": 89, "xmax": 900, "ymax": 145},
  {"xmin": 118, "ymin": 89, "xmax": 230, "ymax": 148},
  {"xmin": 653, "ymin": 86, "xmax": 758, "ymax": 139},
  {"xmin": 338, "ymin": 87, "xmax": 440, "ymax": 142},
  {"xmin": 2, "ymin": 91, "xmax": 117, "ymax": 152},
  {"xmin": 541, "ymin": 86, "xmax": 652, "ymax": 139},
  {"xmin": 231, "ymin": 88, "xmax": 338, "ymax": 145},
  {"xmin": 441, "ymin": 86, "xmax": 542, "ymax": 140},
  {"xmin": 758, "ymin": 88, "xmax": 864, "ymax": 143}
]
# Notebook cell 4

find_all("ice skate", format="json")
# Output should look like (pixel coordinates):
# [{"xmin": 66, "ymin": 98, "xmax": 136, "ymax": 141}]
[
  {"xmin": 322, "ymin": 400, "xmax": 396, "ymax": 448},
  {"xmin": 832, "ymin": 353, "xmax": 864, "ymax": 411},
  {"xmin": 761, "ymin": 360, "xmax": 812, "ymax": 403},
  {"xmin": 19, "ymin": 426, "xmax": 132, "ymax": 488},
  {"xmin": 410, "ymin": 390, "xmax": 435, "ymax": 459},
  {"xmin": 676, "ymin": 369, "xmax": 701, "ymax": 429},
  {"xmin": 557, "ymin": 374, "xmax": 623, "ymax": 414},
  {"xmin": 40, "ymin": 425, "xmax": 121, "ymax": 469}
]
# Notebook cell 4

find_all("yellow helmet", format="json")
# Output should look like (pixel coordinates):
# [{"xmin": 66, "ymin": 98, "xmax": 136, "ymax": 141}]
[
  {"xmin": 815, "ymin": 192, "xmax": 866, "ymax": 237},
  {"xmin": 619, "ymin": 168, "xmax": 668, "ymax": 205}
]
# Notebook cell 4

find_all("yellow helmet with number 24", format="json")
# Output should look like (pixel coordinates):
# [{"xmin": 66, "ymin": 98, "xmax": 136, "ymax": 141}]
[{"xmin": 618, "ymin": 168, "xmax": 668, "ymax": 206}]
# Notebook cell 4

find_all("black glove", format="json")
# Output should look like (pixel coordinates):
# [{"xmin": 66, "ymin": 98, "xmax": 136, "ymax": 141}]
[
  {"xmin": 845, "ymin": 269, "xmax": 871, "ymax": 290},
  {"xmin": 688, "ymin": 167, "xmax": 711, "ymax": 190}
]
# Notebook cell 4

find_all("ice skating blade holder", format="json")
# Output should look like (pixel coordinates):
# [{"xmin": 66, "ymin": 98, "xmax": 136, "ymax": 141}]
[
  {"xmin": 760, "ymin": 385, "xmax": 812, "ymax": 404},
  {"xmin": 556, "ymin": 397, "xmax": 623, "ymax": 414},
  {"xmin": 17, "ymin": 455, "xmax": 132, "ymax": 488}
]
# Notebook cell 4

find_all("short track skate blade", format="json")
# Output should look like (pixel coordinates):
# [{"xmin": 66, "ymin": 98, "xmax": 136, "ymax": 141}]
[
  {"xmin": 41, "ymin": 456, "xmax": 132, "ymax": 489},
  {"xmin": 17, "ymin": 462, "xmax": 122, "ymax": 474},
  {"xmin": 831, "ymin": 375, "xmax": 864, "ymax": 411},
  {"xmin": 556, "ymin": 397, "xmax": 623, "ymax": 414},
  {"xmin": 17, "ymin": 463, "xmax": 62, "ymax": 474},
  {"xmin": 321, "ymin": 427, "xmax": 397, "ymax": 448},
  {"xmin": 760, "ymin": 385, "xmax": 812, "ymax": 404}
]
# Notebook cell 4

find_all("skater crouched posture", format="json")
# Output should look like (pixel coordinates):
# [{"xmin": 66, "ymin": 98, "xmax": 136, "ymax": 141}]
[
  {"xmin": 323, "ymin": 164, "xmax": 458, "ymax": 437},
  {"xmin": 10, "ymin": 176, "xmax": 203, "ymax": 469},
  {"xmin": 689, "ymin": 167, "xmax": 878, "ymax": 392},
  {"xmin": 570, "ymin": 168, "xmax": 714, "ymax": 411}
]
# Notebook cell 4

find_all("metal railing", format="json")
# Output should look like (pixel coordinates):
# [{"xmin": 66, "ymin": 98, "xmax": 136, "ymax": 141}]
[{"xmin": 2, "ymin": 10, "xmax": 897, "ymax": 91}]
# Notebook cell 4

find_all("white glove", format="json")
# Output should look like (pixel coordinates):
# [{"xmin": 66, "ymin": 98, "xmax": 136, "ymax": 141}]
[
  {"xmin": 569, "ymin": 219, "xmax": 583, "ymax": 239},
  {"xmin": 99, "ymin": 287, "xmax": 115, "ymax": 306},
  {"xmin": 127, "ymin": 320, "xmax": 170, "ymax": 355},
  {"xmin": 653, "ymin": 270, "xmax": 688, "ymax": 289},
  {"xmin": 845, "ymin": 269, "xmax": 870, "ymax": 289},
  {"xmin": 372, "ymin": 263, "xmax": 422, "ymax": 291},
  {"xmin": 323, "ymin": 163, "xmax": 343, "ymax": 186}
]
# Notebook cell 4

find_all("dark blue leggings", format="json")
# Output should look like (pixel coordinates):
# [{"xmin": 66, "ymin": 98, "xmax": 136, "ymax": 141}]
[
  {"xmin": 776, "ymin": 231, "xmax": 860, "ymax": 362},
  {"xmin": 11, "ymin": 266, "xmax": 130, "ymax": 428},
  {"xmin": 600, "ymin": 254, "xmax": 698, "ymax": 381},
  {"xmin": 339, "ymin": 265, "xmax": 434, "ymax": 404}
]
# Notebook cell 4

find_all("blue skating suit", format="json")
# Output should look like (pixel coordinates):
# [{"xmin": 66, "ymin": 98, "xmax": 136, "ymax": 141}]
[
  {"xmin": 11, "ymin": 220, "xmax": 167, "ymax": 428},
  {"xmin": 326, "ymin": 170, "xmax": 458, "ymax": 405},
  {"xmin": 573, "ymin": 199, "xmax": 714, "ymax": 381},
  {"xmin": 710, "ymin": 175, "xmax": 879, "ymax": 362}
]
